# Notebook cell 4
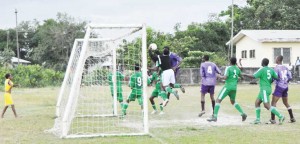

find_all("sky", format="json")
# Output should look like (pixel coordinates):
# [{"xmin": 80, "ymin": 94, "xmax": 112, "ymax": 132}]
[{"xmin": 1, "ymin": 0, "xmax": 247, "ymax": 33}]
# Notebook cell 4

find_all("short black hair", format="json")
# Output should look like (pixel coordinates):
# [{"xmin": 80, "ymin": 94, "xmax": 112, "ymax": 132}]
[
  {"xmin": 262, "ymin": 58, "xmax": 269, "ymax": 66},
  {"xmin": 277, "ymin": 55, "xmax": 283, "ymax": 62},
  {"xmin": 135, "ymin": 63, "xmax": 140, "ymax": 71},
  {"xmin": 5, "ymin": 73, "xmax": 11, "ymax": 79},
  {"xmin": 230, "ymin": 57, "xmax": 237, "ymax": 65},
  {"xmin": 203, "ymin": 55, "xmax": 209, "ymax": 61},
  {"xmin": 163, "ymin": 46, "xmax": 170, "ymax": 50}
]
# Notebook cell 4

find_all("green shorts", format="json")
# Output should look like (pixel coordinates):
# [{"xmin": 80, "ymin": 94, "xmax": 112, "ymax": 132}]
[
  {"xmin": 127, "ymin": 90, "xmax": 143, "ymax": 105},
  {"xmin": 257, "ymin": 88, "xmax": 271, "ymax": 103},
  {"xmin": 151, "ymin": 89, "xmax": 160, "ymax": 97},
  {"xmin": 217, "ymin": 86, "xmax": 237, "ymax": 101}
]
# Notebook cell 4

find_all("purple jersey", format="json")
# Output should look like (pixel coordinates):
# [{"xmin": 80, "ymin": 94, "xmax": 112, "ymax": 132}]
[
  {"xmin": 169, "ymin": 52, "xmax": 182, "ymax": 67},
  {"xmin": 274, "ymin": 65, "xmax": 292, "ymax": 89},
  {"xmin": 200, "ymin": 62, "xmax": 221, "ymax": 86}
]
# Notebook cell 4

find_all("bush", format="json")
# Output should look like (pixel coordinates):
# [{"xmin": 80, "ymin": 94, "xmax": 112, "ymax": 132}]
[{"xmin": 0, "ymin": 65, "xmax": 64, "ymax": 87}]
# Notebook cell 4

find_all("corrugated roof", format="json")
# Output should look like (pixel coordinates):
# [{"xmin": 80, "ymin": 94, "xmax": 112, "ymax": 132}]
[{"xmin": 226, "ymin": 30, "xmax": 300, "ymax": 45}]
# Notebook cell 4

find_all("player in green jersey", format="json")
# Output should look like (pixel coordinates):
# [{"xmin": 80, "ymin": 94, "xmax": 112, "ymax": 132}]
[
  {"xmin": 207, "ymin": 57, "xmax": 247, "ymax": 122},
  {"xmin": 121, "ymin": 64, "xmax": 143, "ymax": 116},
  {"xmin": 148, "ymin": 71, "xmax": 168, "ymax": 115},
  {"xmin": 244, "ymin": 58, "xmax": 285, "ymax": 124},
  {"xmin": 108, "ymin": 70, "xmax": 124, "ymax": 107}
]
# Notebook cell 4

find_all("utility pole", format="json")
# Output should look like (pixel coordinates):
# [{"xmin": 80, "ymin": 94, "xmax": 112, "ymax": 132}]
[
  {"xmin": 15, "ymin": 9, "xmax": 20, "ymax": 65},
  {"xmin": 7, "ymin": 31, "xmax": 9, "ymax": 50},
  {"xmin": 230, "ymin": 0, "xmax": 234, "ymax": 57}
]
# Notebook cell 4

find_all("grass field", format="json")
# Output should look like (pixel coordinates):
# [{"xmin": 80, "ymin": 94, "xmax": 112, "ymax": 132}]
[{"xmin": 0, "ymin": 84, "xmax": 299, "ymax": 144}]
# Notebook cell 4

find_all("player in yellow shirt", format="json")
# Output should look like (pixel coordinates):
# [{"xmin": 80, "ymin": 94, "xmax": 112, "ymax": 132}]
[{"xmin": 1, "ymin": 73, "xmax": 18, "ymax": 118}]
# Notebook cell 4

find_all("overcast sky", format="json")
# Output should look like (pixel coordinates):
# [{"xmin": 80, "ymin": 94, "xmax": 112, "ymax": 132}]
[{"xmin": 1, "ymin": 0, "xmax": 247, "ymax": 33}]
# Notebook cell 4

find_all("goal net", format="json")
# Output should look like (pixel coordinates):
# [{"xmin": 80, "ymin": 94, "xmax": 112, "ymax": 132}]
[{"xmin": 50, "ymin": 24, "xmax": 148, "ymax": 138}]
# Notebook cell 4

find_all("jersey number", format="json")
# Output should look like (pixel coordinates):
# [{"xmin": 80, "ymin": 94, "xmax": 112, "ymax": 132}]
[
  {"xmin": 137, "ymin": 77, "xmax": 142, "ymax": 86},
  {"xmin": 233, "ymin": 70, "xmax": 237, "ymax": 78},
  {"xmin": 280, "ymin": 70, "xmax": 287, "ymax": 80},
  {"xmin": 207, "ymin": 66, "xmax": 212, "ymax": 74},
  {"xmin": 267, "ymin": 70, "xmax": 271, "ymax": 80}
]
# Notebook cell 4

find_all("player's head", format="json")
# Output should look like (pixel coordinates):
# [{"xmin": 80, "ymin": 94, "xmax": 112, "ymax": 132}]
[
  {"xmin": 203, "ymin": 55, "xmax": 209, "ymax": 62},
  {"xmin": 163, "ymin": 46, "xmax": 170, "ymax": 55},
  {"xmin": 5, "ymin": 73, "xmax": 12, "ymax": 79},
  {"xmin": 135, "ymin": 63, "xmax": 140, "ymax": 71},
  {"xmin": 261, "ymin": 58, "xmax": 269, "ymax": 66},
  {"xmin": 230, "ymin": 57, "xmax": 237, "ymax": 65},
  {"xmin": 276, "ymin": 55, "xmax": 283, "ymax": 64}
]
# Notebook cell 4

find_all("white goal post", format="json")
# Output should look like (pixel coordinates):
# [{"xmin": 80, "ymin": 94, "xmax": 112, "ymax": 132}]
[{"xmin": 50, "ymin": 24, "xmax": 148, "ymax": 138}]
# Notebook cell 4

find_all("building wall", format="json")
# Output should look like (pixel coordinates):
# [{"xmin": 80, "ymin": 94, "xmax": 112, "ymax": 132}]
[
  {"xmin": 236, "ymin": 36, "xmax": 262, "ymax": 67},
  {"xmin": 236, "ymin": 37, "xmax": 300, "ymax": 68},
  {"xmin": 262, "ymin": 42, "xmax": 300, "ymax": 67}
]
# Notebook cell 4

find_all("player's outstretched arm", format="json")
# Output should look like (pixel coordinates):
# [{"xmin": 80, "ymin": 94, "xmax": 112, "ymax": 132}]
[{"xmin": 241, "ymin": 73, "xmax": 255, "ymax": 79}]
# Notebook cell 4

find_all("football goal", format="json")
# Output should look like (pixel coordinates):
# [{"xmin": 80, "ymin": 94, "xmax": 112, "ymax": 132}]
[{"xmin": 49, "ymin": 24, "xmax": 148, "ymax": 138}]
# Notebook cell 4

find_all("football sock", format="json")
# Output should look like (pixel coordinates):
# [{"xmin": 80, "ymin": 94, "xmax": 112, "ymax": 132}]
[
  {"xmin": 213, "ymin": 103, "xmax": 220, "ymax": 117},
  {"xmin": 159, "ymin": 91, "xmax": 168, "ymax": 101},
  {"xmin": 165, "ymin": 87, "xmax": 175, "ymax": 94},
  {"xmin": 152, "ymin": 105, "xmax": 157, "ymax": 110},
  {"xmin": 159, "ymin": 104, "xmax": 164, "ymax": 111},
  {"xmin": 122, "ymin": 103, "xmax": 128, "ymax": 114},
  {"xmin": 256, "ymin": 107, "xmax": 261, "ymax": 120},
  {"xmin": 212, "ymin": 100, "xmax": 215, "ymax": 112},
  {"xmin": 287, "ymin": 107, "xmax": 294, "ymax": 119},
  {"xmin": 271, "ymin": 113, "xmax": 275, "ymax": 120},
  {"xmin": 234, "ymin": 103, "xmax": 244, "ymax": 115},
  {"xmin": 201, "ymin": 101, "xmax": 205, "ymax": 111},
  {"xmin": 174, "ymin": 84, "xmax": 181, "ymax": 88},
  {"xmin": 270, "ymin": 106, "xmax": 283, "ymax": 119}
]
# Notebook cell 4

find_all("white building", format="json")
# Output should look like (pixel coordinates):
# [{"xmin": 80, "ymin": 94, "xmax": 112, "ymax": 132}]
[{"xmin": 227, "ymin": 30, "xmax": 300, "ymax": 68}]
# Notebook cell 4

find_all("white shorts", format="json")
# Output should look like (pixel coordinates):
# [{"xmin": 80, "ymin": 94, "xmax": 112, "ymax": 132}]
[{"xmin": 161, "ymin": 69, "xmax": 175, "ymax": 86}]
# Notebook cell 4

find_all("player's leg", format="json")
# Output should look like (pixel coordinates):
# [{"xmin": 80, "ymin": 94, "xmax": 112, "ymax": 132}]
[
  {"xmin": 169, "ymin": 69, "xmax": 179, "ymax": 100},
  {"xmin": 137, "ymin": 95, "xmax": 143, "ymax": 110},
  {"xmin": 207, "ymin": 87, "xmax": 228, "ymax": 122},
  {"xmin": 159, "ymin": 103, "xmax": 164, "ymax": 115},
  {"xmin": 11, "ymin": 105, "xmax": 17, "ymax": 118},
  {"xmin": 262, "ymin": 89, "xmax": 285, "ymax": 124},
  {"xmin": 160, "ymin": 70, "xmax": 171, "ymax": 105},
  {"xmin": 1, "ymin": 106, "xmax": 9, "ymax": 118},
  {"xmin": 199, "ymin": 85, "xmax": 207, "ymax": 117},
  {"xmin": 150, "ymin": 90, "xmax": 159, "ymax": 114},
  {"xmin": 174, "ymin": 83, "xmax": 185, "ymax": 93},
  {"xmin": 253, "ymin": 98, "xmax": 262, "ymax": 124},
  {"xmin": 269, "ymin": 95, "xmax": 280, "ymax": 124},
  {"xmin": 122, "ymin": 93, "xmax": 134, "ymax": 116},
  {"xmin": 229, "ymin": 91, "xmax": 247, "ymax": 121},
  {"xmin": 282, "ymin": 96, "xmax": 296, "ymax": 123},
  {"xmin": 209, "ymin": 86, "xmax": 216, "ymax": 115}
]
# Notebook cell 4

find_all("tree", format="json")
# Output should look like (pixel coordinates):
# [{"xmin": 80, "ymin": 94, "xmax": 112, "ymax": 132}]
[
  {"xmin": 220, "ymin": 0, "xmax": 300, "ymax": 34},
  {"xmin": 31, "ymin": 13, "xmax": 86, "ymax": 71}
]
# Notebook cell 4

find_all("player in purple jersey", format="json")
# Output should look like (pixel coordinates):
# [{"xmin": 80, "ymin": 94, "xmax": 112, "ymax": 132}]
[
  {"xmin": 198, "ymin": 55, "xmax": 221, "ymax": 117},
  {"xmin": 267, "ymin": 55, "xmax": 295, "ymax": 124}
]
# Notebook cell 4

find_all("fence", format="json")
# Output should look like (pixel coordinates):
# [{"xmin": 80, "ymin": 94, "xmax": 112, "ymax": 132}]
[{"xmin": 176, "ymin": 67, "xmax": 300, "ymax": 85}]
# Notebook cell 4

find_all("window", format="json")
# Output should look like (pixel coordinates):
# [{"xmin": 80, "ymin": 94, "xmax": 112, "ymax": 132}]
[
  {"xmin": 273, "ymin": 48, "xmax": 291, "ymax": 64},
  {"xmin": 241, "ymin": 50, "xmax": 247, "ymax": 58},
  {"xmin": 250, "ymin": 50, "xmax": 255, "ymax": 58}
]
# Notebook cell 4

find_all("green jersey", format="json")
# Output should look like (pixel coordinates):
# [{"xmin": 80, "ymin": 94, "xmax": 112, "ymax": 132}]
[
  {"xmin": 108, "ymin": 71, "xmax": 124, "ymax": 86},
  {"xmin": 253, "ymin": 66, "xmax": 278, "ymax": 89},
  {"xmin": 130, "ymin": 71, "xmax": 143, "ymax": 93},
  {"xmin": 150, "ymin": 72, "xmax": 161, "ymax": 90},
  {"xmin": 224, "ymin": 65, "xmax": 241, "ymax": 89}
]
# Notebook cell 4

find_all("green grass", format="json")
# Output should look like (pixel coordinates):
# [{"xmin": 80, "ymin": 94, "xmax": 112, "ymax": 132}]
[{"xmin": 0, "ymin": 85, "xmax": 299, "ymax": 144}]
